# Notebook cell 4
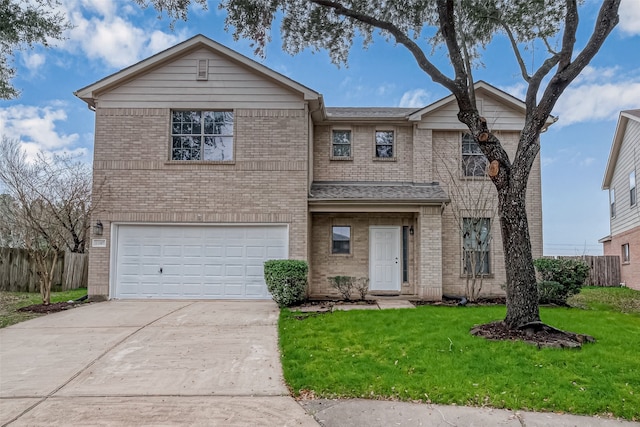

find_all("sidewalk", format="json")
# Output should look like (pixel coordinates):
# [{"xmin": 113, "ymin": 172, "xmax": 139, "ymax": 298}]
[{"xmin": 301, "ymin": 399, "xmax": 640, "ymax": 427}]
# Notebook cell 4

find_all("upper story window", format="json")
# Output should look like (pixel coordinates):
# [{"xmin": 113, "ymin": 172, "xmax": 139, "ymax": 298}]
[
  {"xmin": 630, "ymin": 171, "xmax": 637, "ymax": 206},
  {"xmin": 462, "ymin": 217, "xmax": 491, "ymax": 275},
  {"xmin": 462, "ymin": 133, "xmax": 488, "ymax": 177},
  {"xmin": 332, "ymin": 129, "xmax": 352, "ymax": 159},
  {"xmin": 610, "ymin": 188, "xmax": 616, "ymax": 218},
  {"xmin": 375, "ymin": 130, "xmax": 394, "ymax": 159},
  {"xmin": 171, "ymin": 111, "xmax": 234, "ymax": 161}
]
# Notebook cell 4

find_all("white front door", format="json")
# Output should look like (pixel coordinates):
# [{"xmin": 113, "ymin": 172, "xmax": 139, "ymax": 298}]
[{"xmin": 369, "ymin": 226, "xmax": 401, "ymax": 292}]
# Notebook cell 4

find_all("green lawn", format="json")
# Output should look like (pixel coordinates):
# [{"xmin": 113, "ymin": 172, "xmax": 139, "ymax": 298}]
[
  {"xmin": 279, "ymin": 288, "xmax": 640, "ymax": 420},
  {"xmin": 0, "ymin": 288, "xmax": 88, "ymax": 328}
]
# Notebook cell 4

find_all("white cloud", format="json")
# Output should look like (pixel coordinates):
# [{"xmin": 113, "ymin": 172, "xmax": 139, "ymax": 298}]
[
  {"xmin": 22, "ymin": 53, "xmax": 46, "ymax": 72},
  {"xmin": 573, "ymin": 65, "xmax": 619, "ymax": 84},
  {"xmin": 499, "ymin": 82, "xmax": 527, "ymax": 101},
  {"xmin": 146, "ymin": 31, "xmax": 184, "ymax": 56},
  {"xmin": 80, "ymin": 0, "xmax": 117, "ymax": 17},
  {"xmin": 58, "ymin": 0, "xmax": 187, "ymax": 69},
  {"xmin": 619, "ymin": 0, "xmax": 640, "ymax": 35},
  {"xmin": 0, "ymin": 105, "xmax": 80, "ymax": 160},
  {"xmin": 553, "ymin": 81, "xmax": 640, "ymax": 126},
  {"xmin": 398, "ymin": 89, "xmax": 431, "ymax": 108}
]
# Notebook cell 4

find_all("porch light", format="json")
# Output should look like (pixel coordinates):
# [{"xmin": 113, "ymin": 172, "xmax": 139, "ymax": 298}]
[
  {"xmin": 94, "ymin": 220, "xmax": 104, "ymax": 236},
  {"xmin": 409, "ymin": 226, "xmax": 414, "ymax": 236}
]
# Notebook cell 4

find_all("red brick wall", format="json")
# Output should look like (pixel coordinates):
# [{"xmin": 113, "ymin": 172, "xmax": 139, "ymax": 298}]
[{"xmin": 603, "ymin": 225, "xmax": 640, "ymax": 290}]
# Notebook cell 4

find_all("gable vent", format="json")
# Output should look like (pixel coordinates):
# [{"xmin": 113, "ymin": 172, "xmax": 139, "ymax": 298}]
[{"xmin": 196, "ymin": 59, "xmax": 208, "ymax": 81}]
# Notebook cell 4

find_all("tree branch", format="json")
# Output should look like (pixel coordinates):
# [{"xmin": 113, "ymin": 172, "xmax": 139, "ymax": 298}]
[
  {"xmin": 558, "ymin": 0, "xmax": 579, "ymax": 72},
  {"xmin": 309, "ymin": 0, "xmax": 458, "ymax": 93}
]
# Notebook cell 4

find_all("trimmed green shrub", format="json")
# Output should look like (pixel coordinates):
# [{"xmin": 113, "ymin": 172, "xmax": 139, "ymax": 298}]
[
  {"xmin": 355, "ymin": 277, "xmax": 370, "ymax": 300},
  {"xmin": 328, "ymin": 276, "xmax": 355, "ymax": 300},
  {"xmin": 534, "ymin": 258, "xmax": 589, "ymax": 304},
  {"xmin": 264, "ymin": 260, "xmax": 308, "ymax": 308}
]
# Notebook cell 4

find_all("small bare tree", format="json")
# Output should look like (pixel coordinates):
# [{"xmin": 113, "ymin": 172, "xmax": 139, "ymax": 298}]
[
  {"xmin": 435, "ymin": 134, "xmax": 498, "ymax": 302},
  {"xmin": 0, "ymin": 137, "xmax": 95, "ymax": 304}
]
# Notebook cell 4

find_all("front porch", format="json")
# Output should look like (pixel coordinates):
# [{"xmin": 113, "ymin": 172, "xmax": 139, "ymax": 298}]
[{"xmin": 307, "ymin": 182, "xmax": 450, "ymax": 301}]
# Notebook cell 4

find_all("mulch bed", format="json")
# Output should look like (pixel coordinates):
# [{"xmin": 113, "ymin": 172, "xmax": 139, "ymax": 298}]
[
  {"xmin": 471, "ymin": 321, "xmax": 596, "ymax": 349},
  {"xmin": 17, "ymin": 301, "xmax": 84, "ymax": 314}
]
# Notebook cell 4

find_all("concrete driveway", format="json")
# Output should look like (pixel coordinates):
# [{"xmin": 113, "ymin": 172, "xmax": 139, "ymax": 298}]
[{"xmin": 0, "ymin": 300, "xmax": 318, "ymax": 426}]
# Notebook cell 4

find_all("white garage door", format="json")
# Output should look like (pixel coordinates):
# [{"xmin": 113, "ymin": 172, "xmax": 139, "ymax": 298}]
[{"xmin": 114, "ymin": 225, "xmax": 288, "ymax": 299}]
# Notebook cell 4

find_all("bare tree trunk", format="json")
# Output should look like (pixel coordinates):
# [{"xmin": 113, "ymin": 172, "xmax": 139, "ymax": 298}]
[{"xmin": 499, "ymin": 187, "xmax": 540, "ymax": 328}]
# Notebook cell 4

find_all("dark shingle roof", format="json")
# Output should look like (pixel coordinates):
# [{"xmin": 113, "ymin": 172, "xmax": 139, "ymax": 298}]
[
  {"xmin": 326, "ymin": 107, "xmax": 418, "ymax": 119},
  {"xmin": 309, "ymin": 182, "xmax": 449, "ymax": 203}
]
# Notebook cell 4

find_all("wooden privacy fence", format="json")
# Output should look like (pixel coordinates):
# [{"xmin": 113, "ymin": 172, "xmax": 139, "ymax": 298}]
[
  {"xmin": 0, "ymin": 248, "xmax": 88, "ymax": 292},
  {"xmin": 553, "ymin": 255, "xmax": 621, "ymax": 287}
]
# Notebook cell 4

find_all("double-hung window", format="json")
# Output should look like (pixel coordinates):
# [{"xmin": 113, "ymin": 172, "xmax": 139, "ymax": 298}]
[
  {"xmin": 630, "ymin": 171, "xmax": 637, "ymax": 206},
  {"xmin": 375, "ymin": 130, "xmax": 394, "ymax": 158},
  {"xmin": 171, "ymin": 111, "xmax": 234, "ymax": 161},
  {"xmin": 332, "ymin": 129, "xmax": 352, "ymax": 158},
  {"xmin": 462, "ymin": 217, "xmax": 491, "ymax": 275},
  {"xmin": 462, "ymin": 133, "xmax": 488, "ymax": 177}
]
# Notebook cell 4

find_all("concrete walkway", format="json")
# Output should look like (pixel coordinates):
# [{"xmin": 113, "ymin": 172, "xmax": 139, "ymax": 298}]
[{"xmin": 0, "ymin": 300, "xmax": 318, "ymax": 426}]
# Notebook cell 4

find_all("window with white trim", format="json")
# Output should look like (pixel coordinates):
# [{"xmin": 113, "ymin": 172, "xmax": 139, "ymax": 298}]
[
  {"xmin": 332, "ymin": 129, "xmax": 352, "ymax": 158},
  {"xmin": 462, "ymin": 133, "xmax": 488, "ymax": 177},
  {"xmin": 171, "ymin": 111, "xmax": 234, "ymax": 161},
  {"xmin": 463, "ymin": 217, "xmax": 491, "ymax": 275},
  {"xmin": 610, "ymin": 188, "xmax": 616, "ymax": 218},
  {"xmin": 630, "ymin": 171, "xmax": 636, "ymax": 206},
  {"xmin": 375, "ymin": 130, "xmax": 394, "ymax": 158},
  {"xmin": 622, "ymin": 243, "xmax": 630, "ymax": 263}
]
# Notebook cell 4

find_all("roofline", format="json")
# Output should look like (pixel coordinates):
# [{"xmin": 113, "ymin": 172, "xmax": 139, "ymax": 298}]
[
  {"xmin": 74, "ymin": 34, "xmax": 322, "ymax": 108},
  {"xmin": 598, "ymin": 235, "xmax": 612, "ymax": 243},
  {"xmin": 407, "ymin": 80, "xmax": 556, "ymax": 129},
  {"xmin": 602, "ymin": 110, "xmax": 640, "ymax": 189},
  {"xmin": 308, "ymin": 198, "xmax": 450, "ymax": 204}
]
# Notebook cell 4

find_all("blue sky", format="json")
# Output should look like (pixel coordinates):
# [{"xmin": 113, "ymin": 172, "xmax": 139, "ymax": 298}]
[{"xmin": 1, "ymin": 0, "xmax": 639, "ymax": 256}]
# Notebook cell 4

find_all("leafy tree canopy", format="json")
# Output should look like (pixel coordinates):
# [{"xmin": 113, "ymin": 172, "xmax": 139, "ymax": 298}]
[{"xmin": 0, "ymin": 0, "xmax": 70, "ymax": 99}]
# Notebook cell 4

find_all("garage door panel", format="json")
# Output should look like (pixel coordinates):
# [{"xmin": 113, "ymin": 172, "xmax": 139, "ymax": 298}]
[
  {"xmin": 246, "ymin": 246, "xmax": 265, "ymax": 257},
  {"xmin": 224, "ymin": 265, "xmax": 244, "ymax": 276},
  {"xmin": 115, "ymin": 225, "xmax": 287, "ymax": 299},
  {"xmin": 204, "ymin": 264, "xmax": 223, "ymax": 276},
  {"xmin": 163, "ymin": 245, "xmax": 182, "ymax": 257},
  {"xmin": 267, "ymin": 246, "xmax": 286, "ymax": 258}
]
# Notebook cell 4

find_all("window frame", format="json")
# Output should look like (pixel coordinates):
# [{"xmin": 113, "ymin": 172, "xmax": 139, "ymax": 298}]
[
  {"xmin": 462, "ymin": 217, "xmax": 491, "ymax": 276},
  {"xmin": 622, "ymin": 243, "xmax": 630, "ymax": 264},
  {"xmin": 402, "ymin": 226, "xmax": 409, "ymax": 283},
  {"xmin": 170, "ymin": 110, "xmax": 234, "ymax": 162},
  {"xmin": 630, "ymin": 171, "xmax": 637, "ymax": 207},
  {"xmin": 610, "ymin": 188, "xmax": 616, "ymax": 218},
  {"xmin": 374, "ymin": 128, "xmax": 395, "ymax": 160},
  {"xmin": 330, "ymin": 128, "xmax": 353, "ymax": 160},
  {"xmin": 331, "ymin": 225, "xmax": 352, "ymax": 255},
  {"xmin": 461, "ymin": 133, "xmax": 489, "ymax": 177}
]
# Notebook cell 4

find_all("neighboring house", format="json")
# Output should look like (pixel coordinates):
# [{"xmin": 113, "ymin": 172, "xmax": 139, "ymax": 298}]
[
  {"xmin": 75, "ymin": 34, "xmax": 544, "ymax": 301},
  {"xmin": 601, "ymin": 110, "xmax": 640, "ymax": 290}
]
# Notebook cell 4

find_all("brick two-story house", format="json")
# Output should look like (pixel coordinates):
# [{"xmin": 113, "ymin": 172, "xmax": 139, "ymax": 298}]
[
  {"xmin": 601, "ymin": 110, "xmax": 640, "ymax": 290},
  {"xmin": 75, "ymin": 34, "xmax": 543, "ymax": 301}
]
